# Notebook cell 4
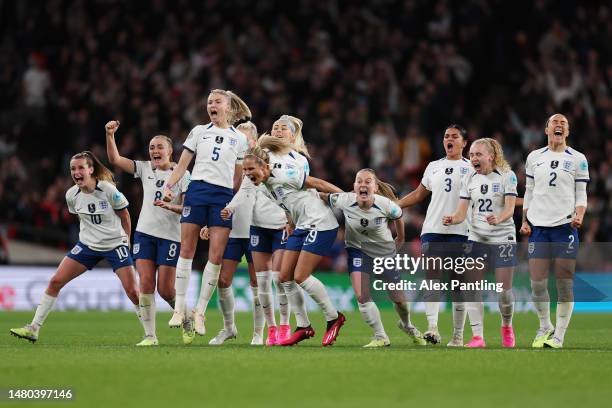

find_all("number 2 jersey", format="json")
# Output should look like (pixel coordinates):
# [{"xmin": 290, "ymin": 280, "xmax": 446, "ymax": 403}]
[
  {"xmin": 328, "ymin": 192, "xmax": 402, "ymax": 258},
  {"xmin": 264, "ymin": 150, "xmax": 338, "ymax": 231},
  {"xmin": 525, "ymin": 146, "xmax": 589, "ymax": 227},
  {"xmin": 65, "ymin": 181, "xmax": 130, "ymax": 251},
  {"xmin": 421, "ymin": 158, "xmax": 474, "ymax": 236},
  {"xmin": 134, "ymin": 160, "xmax": 190, "ymax": 242},
  {"xmin": 460, "ymin": 169, "xmax": 518, "ymax": 243}
]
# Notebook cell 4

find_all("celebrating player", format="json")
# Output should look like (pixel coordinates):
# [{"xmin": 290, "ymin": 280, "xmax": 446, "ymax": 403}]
[
  {"xmin": 443, "ymin": 138, "xmax": 518, "ymax": 348},
  {"xmin": 322, "ymin": 168, "xmax": 426, "ymax": 347},
  {"xmin": 10, "ymin": 152, "xmax": 142, "ymax": 343},
  {"xmin": 397, "ymin": 124, "xmax": 473, "ymax": 346},
  {"xmin": 202, "ymin": 121, "xmax": 265, "ymax": 346},
  {"xmin": 242, "ymin": 135, "xmax": 346, "ymax": 346},
  {"xmin": 520, "ymin": 113, "xmax": 589, "ymax": 349},
  {"xmin": 162, "ymin": 89, "xmax": 251, "ymax": 345},
  {"xmin": 105, "ymin": 120, "xmax": 190, "ymax": 346}
]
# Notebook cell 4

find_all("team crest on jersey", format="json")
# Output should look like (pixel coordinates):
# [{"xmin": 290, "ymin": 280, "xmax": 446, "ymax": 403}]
[
  {"xmin": 563, "ymin": 160, "xmax": 572, "ymax": 171},
  {"xmin": 99, "ymin": 201, "xmax": 108, "ymax": 210},
  {"xmin": 360, "ymin": 218, "xmax": 369, "ymax": 227},
  {"xmin": 353, "ymin": 257, "xmax": 362, "ymax": 268},
  {"xmin": 375, "ymin": 218, "xmax": 384, "ymax": 225},
  {"xmin": 88, "ymin": 203, "xmax": 96, "ymax": 213},
  {"xmin": 133, "ymin": 243, "xmax": 140, "ymax": 254},
  {"xmin": 215, "ymin": 136, "xmax": 224, "ymax": 144},
  {"xmin": 550, "ymin": 160, "xmax": 559, "ymax": 169},
  {"xmin": 460, "ymin": 167, "xmax": 468, "ymax": 175},
  {"xmin": 156, "ymin": 180, "xmax": 164, "ymax": 188},
  {"xmin": 70, "ymin": 245, "xmax": 82, "ymax": 255},
  {"xmin": 182, "ymin": 206, "xmax": 191, "ymax": 217},
  {"xmin": 480, "ymin": 184, "xmax": 488, "ymax": 194},
  {"xmin": 445, "ymin": 168, "xmax": 454, "ymax": 175},
  {"xmin": 229, "ymin": 137, "xmax": 237, "ymax": 146},
  {"xmin": 273, "ymin": 163, "xmax": 282, "ymax": 169},
  {"xmin": 492, "ymin": 183, "xmax": 501, "ymax": 193},
  {"xmin": 250, "ymin": 235, "xmax": 259, "ymax": 247}
]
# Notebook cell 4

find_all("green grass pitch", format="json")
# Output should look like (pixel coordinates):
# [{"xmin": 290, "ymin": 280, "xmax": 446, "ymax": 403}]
[{"xmin": 2, "ymin": 311, "xmax": 612, "ymax": 408}]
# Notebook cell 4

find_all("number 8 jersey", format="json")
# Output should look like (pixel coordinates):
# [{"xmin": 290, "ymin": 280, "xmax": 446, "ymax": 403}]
[
  {"xmin": 460, "ymin": 169, "xmax": 518, "ymax": 243},
  {"xmin": 525, "ymin": 146, "xmax": 589, "ymax": 227},
  {"xmin": 65, "ymin": 181, "xmax": 130, "ymax": 251}
]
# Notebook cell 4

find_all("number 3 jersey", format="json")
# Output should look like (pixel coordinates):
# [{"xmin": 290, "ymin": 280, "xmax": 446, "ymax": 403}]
[
  {"xmin": 460, "ymin": 169, "xmax": 518, "ymax": 243},
  {"xmin": 421, "ymin": 158, "xmax": 474, "ymax": 236},
  {"xmin": 65, "ymin": 181, "xmax": 130, "ymax": 251},
  {"xmin": 328, "ymin": 192, "xmax": 402, "ymax": 258},
  {"xmin": 525, "ymin": 146, "xmax": 589, "ymax": 227},
  {"xmin": 134, "ymin": 160, "xmax": 190, "ymax": 242}
]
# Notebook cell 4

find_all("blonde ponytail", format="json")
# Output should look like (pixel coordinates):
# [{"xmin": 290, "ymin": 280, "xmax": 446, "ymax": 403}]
[
  {"xmin": 472, "ymin": 138, "xmax": 510, "ymax": 172},
  {"xmin": 72, "ymin": 151, "xmax": 115, "ymax": 185},
  {"xmin": 210, "ymin": 89, "xmax": 252, "ymax": 126},
  {"xmin": 257, "ymin": 134, "xmax": 292, "ymax": 155}
]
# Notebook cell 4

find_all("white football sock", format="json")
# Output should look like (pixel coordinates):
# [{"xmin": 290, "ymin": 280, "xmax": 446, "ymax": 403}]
[
  {"xmin": 531, "ymin": 280, "xmax": 553, "ymax": 331},
  {"xmin": 358, "ymin": 302, "xmax": 386, "ymax": 338},
  {"xmin": 299, "ymin": 276, "xmax": 338, "ymax": 321},
  {"xmin": 195, "ymin": 262, "xmax": 221, "ymax": 314},
  {"xmin": 272, "ymin": 271, "xmax": 291, "ymax": 325},
  {"xmin": 499, "ymin": 289, "xmax": 514, "ymax": 327},
  {"xmin": 393, "ymin": 302, "xmax": 412, "ymax": 327},
  {"xmin": 139, "ymin": 293, "xmax": 156, "ymax": 337},
  {"xmin": 452, "ymin": 302, "xmax": 466, "ymax": 335},
  {"xmin": 31, "ymin": 293, "xmax": 57, "ymax": 331},
  {"xmin": 554, "ymin": 279, "xmax": 574, "ymax": 343},
  {"xmin": 251, "ymin": 285, "xmax": 264, "ymax": 335},
  {"xmin": 218, "ymin": 286, "xmax": 235, "ymax": 329},
  {"xmin": 424, "ymin": 279, "xmax": 440, "ymax": 330},
  {"xmin": 467, "ymin": 302, "xmax": 484, "ymax": 338},
  {"xmin": 174, "ymin": 257, "xmax": 193, "ymax": 314},
  {"xmin": 256, "ymin": 271, "xmax": 276, "ymax": 328},
  {"xmin": 280, "ymin": 281, "xmax": 310, "ymax": 327}
]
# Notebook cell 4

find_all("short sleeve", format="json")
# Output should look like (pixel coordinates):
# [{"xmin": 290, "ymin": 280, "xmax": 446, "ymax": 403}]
[
  {"xmin": 183, "ymin": 127, "xmax": 198, "ymax": 153},
  {"xmin": 106, "ymin": 184, "xmax": 129, "ymax": 210},
  {"xmin": 65, "ymin": 190, "xmax": 76, "ymax": 214},
  {"xmin": 576, "ymin": 155, "xmax": 590, "ymax": 182},
  {"xmin": 328, "ymin": 192, "xmax": 349, "ymax": 210},
  {"xmin": 382, "ymin": 197, "xmax": 402, "ymax": 220},
  {"xmin": 235, "ymin": 134, "xmax": 248, "ymax": 165},
  {"xmin": 459, "ymin": 175, "xmax": 470, "ymax": 200},
  {"xmin": 504, "ymin": 171, "xmax": 518, "ymax": 196},
  {"xmin": 180, "ymin": 171, "xmax": 191, "ymax": 194},
  {"xmin": 525, "ymin": 152, "xmax": 534, "ymax": 180},
  {"xmin": 421, "ymin": 163, "xmax": 432, "ymax": 191},
  {"xmin": 133, "ymin": 160, "xmax": 144, "ymax": 179}
]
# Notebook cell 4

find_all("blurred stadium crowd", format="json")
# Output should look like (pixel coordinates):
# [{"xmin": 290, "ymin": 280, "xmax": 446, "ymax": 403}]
[{"xmin": 1, "ymin": 0, "xmax": 611, "ymax": 268}]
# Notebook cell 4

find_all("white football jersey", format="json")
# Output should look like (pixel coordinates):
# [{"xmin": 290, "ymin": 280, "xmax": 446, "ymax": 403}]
[
  {"xmin": 460, "ymin": 169, "xmax": 518, "ymax": 243},
  {"xmin": 66, "ymin": 181, "xmax": 130, "ymax": 251},
  {"xmin": 421, "ymin": 158, "xmax": 474, "ymax": 236},
  {"xmin": 525, "ymin": 146, "xmax": 589, "ymax": 227},
  {"xmin": 183, "ymin": 123, "xmax": 248, "ymax": 188},
  {"xmin": 328, "ymin": 192, "xmax": 402, "ymax": 258},
  {"xmin": 227, "ymin": 176, "xmax": 287, "ymax": 231},
  {"xmin": 133, "ymin": 161, "xmax": 190, "ymax": 242},
  {"xmin": 264, "ymin": 150, "xmax": 338, "ymax": 231},
  {"xmin": 227, "ymin": 176, "xmax": 255, "ymax": 239}
]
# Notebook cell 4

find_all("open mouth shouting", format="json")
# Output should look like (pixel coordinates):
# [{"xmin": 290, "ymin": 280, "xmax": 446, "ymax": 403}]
[
  {"xmin": 553, "ymin": 126, "xmax": 563, "ymax": 136},
  {"xmin": 472, "ymin": 161, "xmax": 482, "ymax": 173},
  {"xmin": 358, "ymin": 186, "xmax": 369, "ymax": 199},
  {"xmin": 73, "ymin": 174, "xmax": 85, "ymax": 185}
]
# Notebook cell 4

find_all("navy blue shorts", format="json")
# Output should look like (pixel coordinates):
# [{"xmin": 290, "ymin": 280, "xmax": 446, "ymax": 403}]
[
  {"xmin": 346, "ymin": 247, "xmax": 401, "ymax": 282},
  {"xmin": 466, "ymin": 241, "xmax": 518, "ymax": 269},
  {"xmin": 249, "ymin": 226, "xmax": 287, "ymax": 253},
  {"xmin": 181, "ymin": 180, "xmax": 233, "ymax": 228},
  {"xmin": 66, "ymin": 241, "xmax": 133, "ymax": 271},
  {"xmin": 421, "ymin": 233, "xmax": 468, "ymax": 258},
  {"xmin": 133, "ymin": 231, "xmax": 180, "ymax": 267},
  {"xmin": 223, "ymin": 237, "xmax": 252, "ymax": 263},
  {"xmin": 528, "ymin": 223, "xmax": 579, "ymax": 259},
  {"xmin": 285, "ymin": 228, "xmax": 338, "ymax": 256}
]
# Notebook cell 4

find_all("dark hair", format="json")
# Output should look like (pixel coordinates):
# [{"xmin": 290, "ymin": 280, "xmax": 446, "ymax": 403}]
[
  {"xmin": 445, "ymin": 124, "xmax": 467, "ymax": 139},
  {"xmin": 71, "ymin": 151, "xmax": 115, "ymax": 185}
]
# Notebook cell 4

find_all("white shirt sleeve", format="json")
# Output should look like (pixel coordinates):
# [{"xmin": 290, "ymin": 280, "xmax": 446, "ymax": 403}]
[
  {"xmin": 105, "ymin": 183, "xmax": 129, "ymax": 210},
  {"xmin": 328, "ymin": 192, "xmax": 348, "ymax": 210},
  {"xmin": 227, "ymin": 176, "xmax": 255, "ymax": 212},
  {"xmin": 183, "ymin": 127, "xmax": 199, "ymax": 154},
  {"xmin": 236, "ymin": 133, "xmax": 247, "ymax": 165},
  {"xmin": 65, "ymin": 189, "xmax": 76, "ymax": 214},
  {"xmin": 504, "ymin": 171, "xmax": 518, "ymax": 196},
  {"xmin": 421, "ymin": 163, "xmax": 432, "ymax": 191},
  {"xmin": 133, "ymin": 160, "xmax": 144, "ymax": 179},
  {"xmin": 459, "ymin": 174, "xmax": 470, "ymax": 200},
  {"xmin": 381, "ymin": 196, "xmax": 402, "ymax": 220}
]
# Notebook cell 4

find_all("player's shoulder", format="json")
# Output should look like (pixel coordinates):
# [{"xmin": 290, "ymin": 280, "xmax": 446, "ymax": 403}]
[
  {"xmin": 330, "ymin": 191, "xmax": 355, "ymax": 208},
  {"xmin": 528, "ymin": 146, "xmax": 550, "ymax": 159},
  {"xmin": 66, "ymin": 185, "xmax": 80, "ymax": 200},
  {"xmin": 565, "ymin": 146, "xmax": 587, "ymax": 161}
]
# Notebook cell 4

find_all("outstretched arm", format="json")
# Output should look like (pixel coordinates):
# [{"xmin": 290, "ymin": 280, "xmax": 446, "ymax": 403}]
[
  {"xmin": 397, "ymin": 184, "xmax": 430, "ymax": 208},
  {"xmin": 304, "ymin": 176, "xmax": 342, "ymax": 193}
]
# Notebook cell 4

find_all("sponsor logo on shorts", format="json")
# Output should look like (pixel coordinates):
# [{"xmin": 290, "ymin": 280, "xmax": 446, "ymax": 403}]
[
  {"xmin": 133, "ymin": 243, "xmax": 140, "ymax": 254},
  {"xmin": 182, "ymin": 206, "xmax": 191, "ymax": 217},
  {"xmin": 250, "ymin": 235, "xmax": 259, "ymax": 247},
  {"xmin": 528, "ymin": 242, "xmax": 535, "ymax": 254},
  {"xmin": 71, "ymin": 245, "xmax": 83, "ymax": 255},
  {"xmin": 353, "ymin": 257, "xmax": 362, "ymax": 268}
]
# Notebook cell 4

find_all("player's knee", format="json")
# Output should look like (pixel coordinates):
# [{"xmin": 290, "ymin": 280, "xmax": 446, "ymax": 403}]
[
  {"xmin": 218, "ymin": 275, "xmax": 232, "ymax": 288},
  {"xmin": 48, "ymin": 276, "xmax": 66, "ymax": 294},
  {"xmin": 179, "ymin": 245, "xmax": 196, "ymax": 259},
  {"xmin": 356, "ymin": 294, "xmax": 371, "ymax": 304},
  {"xmin": 140, "ymin": 278, "xmax": 155, "ymax": 294}
]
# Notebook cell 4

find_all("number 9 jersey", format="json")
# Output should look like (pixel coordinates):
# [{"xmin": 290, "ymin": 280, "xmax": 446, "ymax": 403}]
[{"xmin": 65, "ymin": 181, "xmax": 130, "ymax": 251}]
